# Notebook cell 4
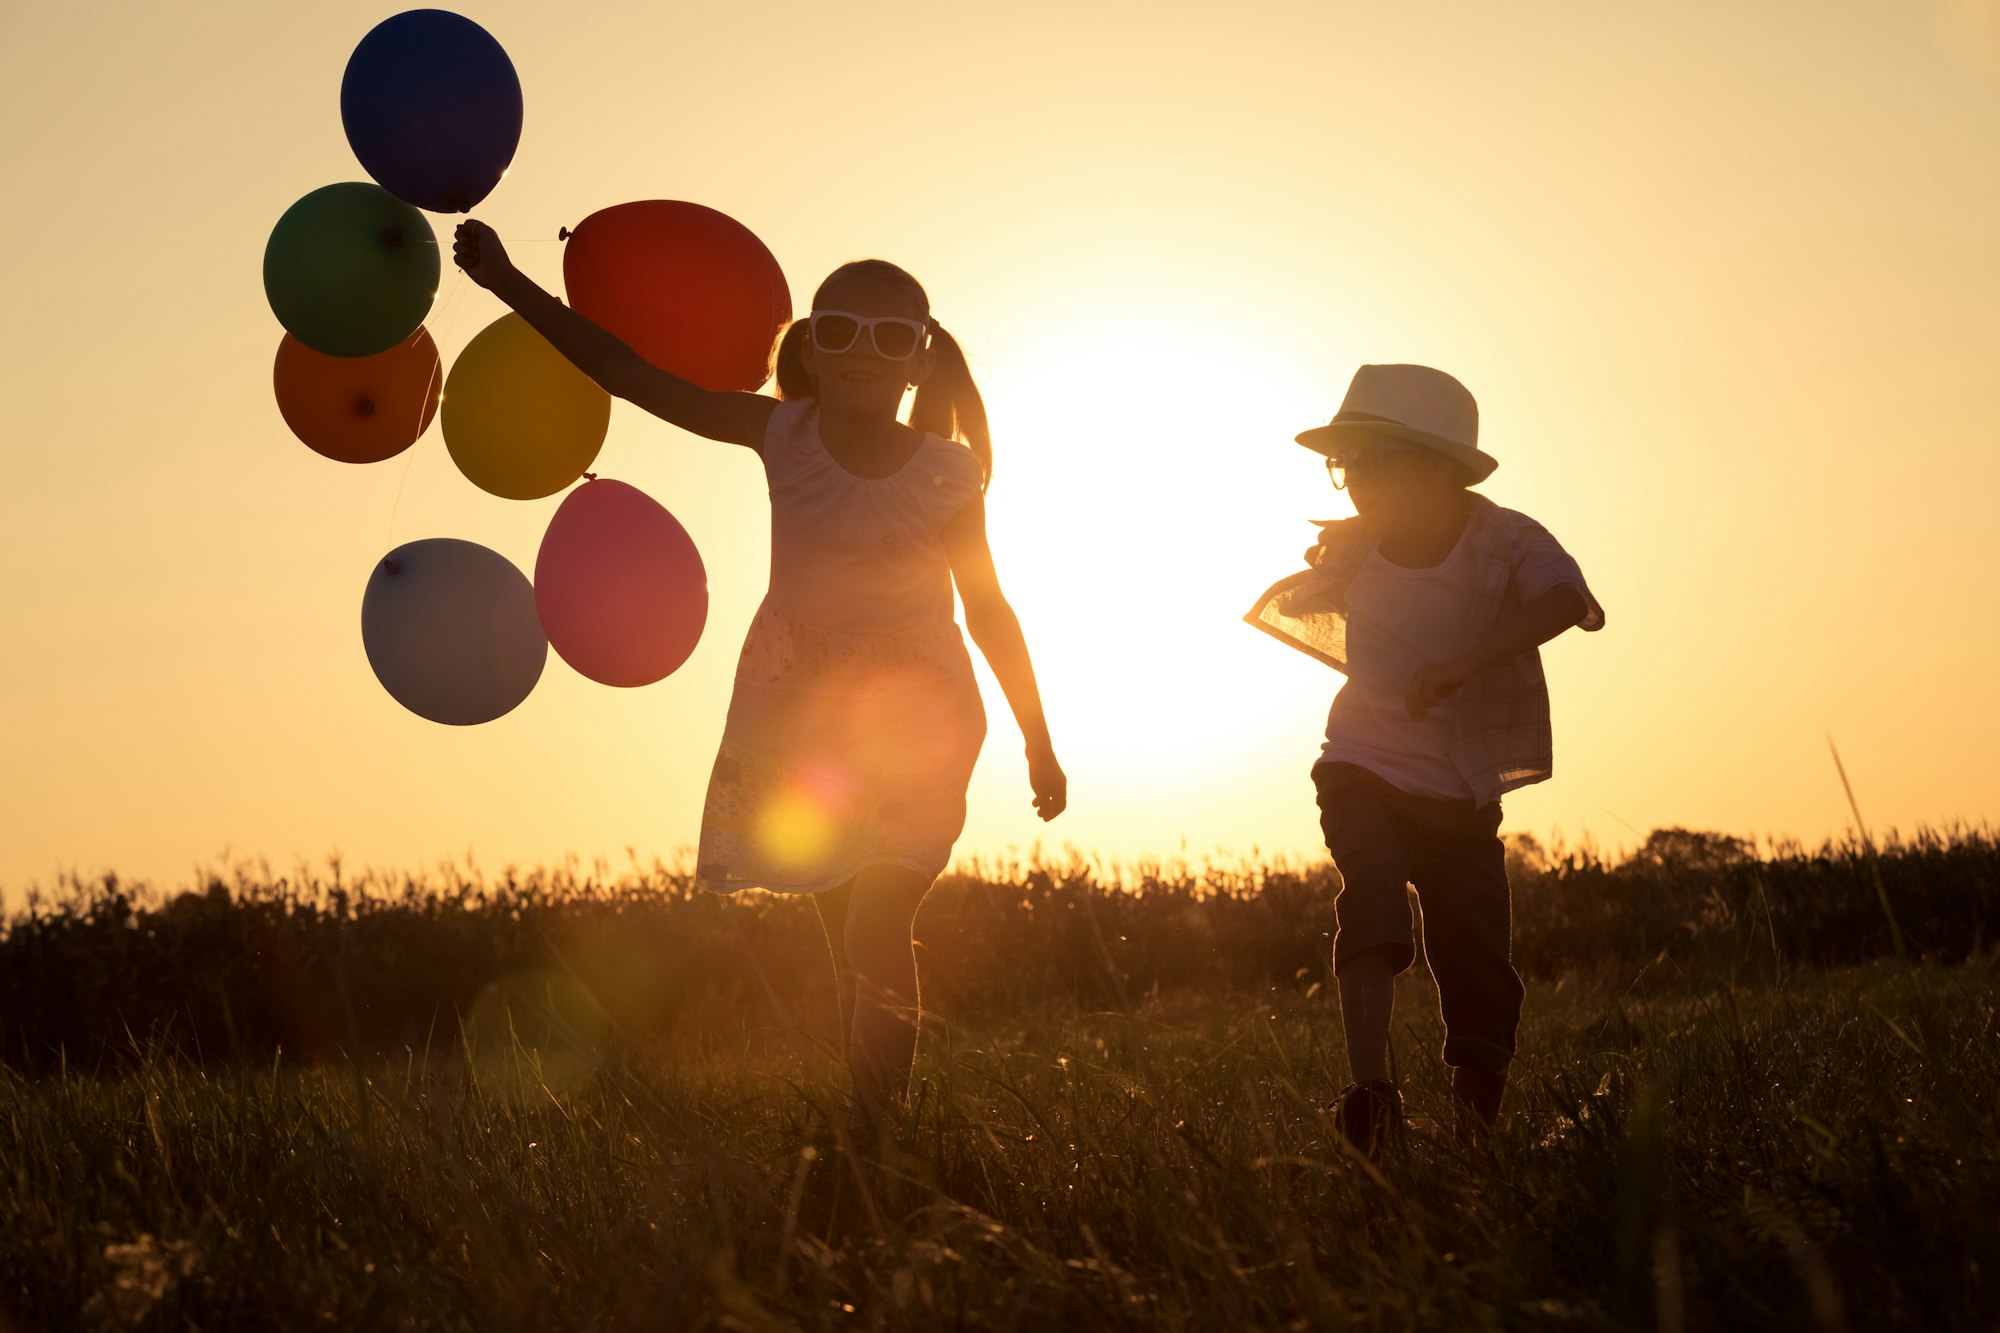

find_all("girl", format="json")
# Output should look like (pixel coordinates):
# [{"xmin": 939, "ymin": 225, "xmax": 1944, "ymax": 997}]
[{"xmin": 452, "ymin": 224, "xmax": 1066, "ymax": 1122}]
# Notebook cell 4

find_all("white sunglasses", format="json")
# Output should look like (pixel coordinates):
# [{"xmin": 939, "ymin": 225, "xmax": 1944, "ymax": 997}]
[{"xmin": 807, "ymin": 310, "xmax": 930, "ymax": 360}]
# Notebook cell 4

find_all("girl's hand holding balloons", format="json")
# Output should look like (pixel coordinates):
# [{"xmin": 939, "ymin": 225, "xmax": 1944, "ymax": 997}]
[{"xmin": 453, "ymin": 219, "xmax": 516, "ymax": 292}]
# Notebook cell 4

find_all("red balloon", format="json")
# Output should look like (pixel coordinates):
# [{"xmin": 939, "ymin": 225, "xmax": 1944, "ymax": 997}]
[
  {"xmin": 535, "ymin": 478, "xmax": 707, "ymax": 687},
  {"xmin": 562, "ymin": 201, "xmax": 790, "ymax": 392}
]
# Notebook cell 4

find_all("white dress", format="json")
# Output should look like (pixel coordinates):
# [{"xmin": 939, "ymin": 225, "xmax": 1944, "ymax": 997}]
[{"xmin": 695, "ymin": 399, "xmax": 989, "ymax": 894}]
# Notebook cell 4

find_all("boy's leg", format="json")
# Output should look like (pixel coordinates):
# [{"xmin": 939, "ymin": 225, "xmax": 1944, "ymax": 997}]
[
  {"xmin": 1337, "ymin": 952, "xmax": 1396, "ymax": 1084},
  {"xmin": 1313, "ymin": 764, "xmax": 1420, "ymax": 1086},
  {"xmin": 1452, "ymin": 1066, "xmax": 1507, "ymax": 1127},
  {"xmin": 1409, "ymin": 800, "xmax": 1524, "ymax": 1128}
]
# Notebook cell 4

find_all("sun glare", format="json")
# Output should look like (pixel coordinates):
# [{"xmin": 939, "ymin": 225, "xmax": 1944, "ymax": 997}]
[{"xmin": 976, "ymin": 312, "xmax": 1348, "ymax": 782}]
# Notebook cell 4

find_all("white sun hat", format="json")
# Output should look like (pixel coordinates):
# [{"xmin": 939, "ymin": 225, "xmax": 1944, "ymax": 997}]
[{"xmin": 1293, "ymin": 363, "xmax": 1499, "ymax": 483}]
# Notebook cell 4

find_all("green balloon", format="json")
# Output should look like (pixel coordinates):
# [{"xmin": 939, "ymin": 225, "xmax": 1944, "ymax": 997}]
[{"xmin": 263, "ymin": 182, "xmax": 439, "ymax": 357}]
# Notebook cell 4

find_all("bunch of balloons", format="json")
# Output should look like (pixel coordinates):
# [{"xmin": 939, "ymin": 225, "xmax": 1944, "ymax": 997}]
[{"xmin": 261, "ymin": 9, "xmax": 791, "ymax": 725}]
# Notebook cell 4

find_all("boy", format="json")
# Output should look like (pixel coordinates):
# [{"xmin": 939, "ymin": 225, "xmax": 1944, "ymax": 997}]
[{"xmin": 1245, "ymin": 363, "xmax": 1604, "ymax": 1156}]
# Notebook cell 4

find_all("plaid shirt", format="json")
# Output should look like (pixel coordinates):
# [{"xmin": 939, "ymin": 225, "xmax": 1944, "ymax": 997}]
[{"xmin": 1243, "ymin": 494, "xmax": 1604, "ymax": 804}]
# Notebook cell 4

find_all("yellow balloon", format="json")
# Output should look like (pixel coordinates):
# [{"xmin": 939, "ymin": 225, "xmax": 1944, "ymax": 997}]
[{"xmin": 443, "ymin": 312, "xmax": 610, "ymax": 500}]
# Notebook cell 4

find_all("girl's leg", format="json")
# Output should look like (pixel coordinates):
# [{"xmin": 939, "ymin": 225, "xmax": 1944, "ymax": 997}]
[
  {"xmin": 838, "ymin": 863, "xmax": 933, "ymax": 1119},
  {"xmin": 814, "ymin": 878, "xmax": 858, "ymax": 1053}
]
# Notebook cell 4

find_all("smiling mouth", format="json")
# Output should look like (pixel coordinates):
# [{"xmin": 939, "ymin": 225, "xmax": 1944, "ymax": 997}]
[{"xmin": 839, "ymin": 371, "xmax": 883, "ymax": 383}]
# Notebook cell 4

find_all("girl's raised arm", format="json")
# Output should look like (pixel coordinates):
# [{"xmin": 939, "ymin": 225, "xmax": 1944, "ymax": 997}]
[{"xmin": 453, "ymin": 220, "xmax": 776, "ymax": 449}]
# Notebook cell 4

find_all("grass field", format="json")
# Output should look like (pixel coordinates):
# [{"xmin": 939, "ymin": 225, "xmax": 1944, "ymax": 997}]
[{"xmin": 3, "ymin": 832, "xmax": 1996, "ymax": 1329}]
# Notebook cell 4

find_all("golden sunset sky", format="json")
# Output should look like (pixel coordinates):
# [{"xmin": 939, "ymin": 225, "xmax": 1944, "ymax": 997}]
[{"xmin": 3, "ymin": 1, "xmax": 1998, "ymax": 900}]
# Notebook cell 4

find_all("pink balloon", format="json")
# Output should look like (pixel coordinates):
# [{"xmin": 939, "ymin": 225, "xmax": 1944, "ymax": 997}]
[{"xmin": 535, "ymin": 478, "xmax": 707, "ymax": 687}]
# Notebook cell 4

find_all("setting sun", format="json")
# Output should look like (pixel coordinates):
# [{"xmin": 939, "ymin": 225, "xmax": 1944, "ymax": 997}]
[{"xmin": 2, "ymin": 0, "xmax": 1996, "ymax": 891}]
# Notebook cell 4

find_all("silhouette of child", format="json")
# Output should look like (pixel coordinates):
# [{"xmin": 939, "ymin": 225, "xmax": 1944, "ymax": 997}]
[
  {"xmin": 454, "ymin": 228, "xmax": 1067, "ymax": 1126},
  {"xmin": 1245, "ymin": 364, "xmax": 1602, "ymax": 1155}
]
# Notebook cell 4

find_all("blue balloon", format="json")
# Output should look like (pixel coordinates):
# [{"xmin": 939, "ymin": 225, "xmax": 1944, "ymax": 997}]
[
  {"xmin": 340, "ymin": 10, "xmax": 522, "ymax": 214},
  {"xmin": 361, "ymin": 538, "xmax": 547, "ymax": 725}
]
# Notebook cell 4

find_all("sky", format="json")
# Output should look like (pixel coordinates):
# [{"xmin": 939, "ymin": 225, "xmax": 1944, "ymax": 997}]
[{"xmin": 3, "ymin": 0, "xmax": 1998, "ymax": 901}]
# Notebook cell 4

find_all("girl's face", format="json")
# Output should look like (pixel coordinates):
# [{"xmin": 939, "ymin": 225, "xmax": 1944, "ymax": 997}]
[{"xmin": 798, "ymin": 275, "xmax": 936, "ymax": 417}]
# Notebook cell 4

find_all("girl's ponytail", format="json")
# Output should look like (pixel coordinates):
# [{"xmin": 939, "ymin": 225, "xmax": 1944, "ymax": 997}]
[
  {"xmin": 910, "ymin": 325, "xmax": 991, "ymax": 488},
  {"xmin": 773, "ymin": 259, "xmax": 993, "ymax": 487},
  {"xmin": 773, "ymin": 320, "xmax": 813, "ymax": 402}
]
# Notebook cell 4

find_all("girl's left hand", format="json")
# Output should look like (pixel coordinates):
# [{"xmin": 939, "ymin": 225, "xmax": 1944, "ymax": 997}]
[{"xmin": 1028, "ymin": 747, "xmax": 1067, "ymax": 821}]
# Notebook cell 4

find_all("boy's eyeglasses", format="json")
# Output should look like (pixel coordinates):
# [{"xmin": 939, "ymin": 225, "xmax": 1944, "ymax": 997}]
[
  {"xmin": 1326, "ymin": 442, "xmax": 1421, "ymax": 490},
  {"xmin": 807, "ymin": 310, "xmax": 930, "ymax": 360}
]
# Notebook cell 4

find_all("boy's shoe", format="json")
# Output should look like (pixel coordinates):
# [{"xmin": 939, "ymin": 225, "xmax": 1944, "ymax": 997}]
[
  {"xmin": 1332, "ymin": 1079, "xmax": 1403, "ymax": 1159},
  {"xmin": 1450, "ymin": 1066, "xmax": 1507, "ymax": 1154}
]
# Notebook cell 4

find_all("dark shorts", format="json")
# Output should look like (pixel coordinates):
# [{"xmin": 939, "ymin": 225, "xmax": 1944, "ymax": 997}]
[{"xmin": 1313, "ymin": 761, "xmax": 1525, "ymax": 1071}]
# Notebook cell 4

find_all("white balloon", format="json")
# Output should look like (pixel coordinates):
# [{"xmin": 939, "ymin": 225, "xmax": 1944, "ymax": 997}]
[{"xmin": 361, "ymin": 538, "xmax": 546, "ymax": 725}]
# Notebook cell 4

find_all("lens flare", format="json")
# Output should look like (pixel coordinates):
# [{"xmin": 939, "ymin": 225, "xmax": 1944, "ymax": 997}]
[{"xmin": 754, "ymin": 761, "xmax": 855, "ymax": 872}]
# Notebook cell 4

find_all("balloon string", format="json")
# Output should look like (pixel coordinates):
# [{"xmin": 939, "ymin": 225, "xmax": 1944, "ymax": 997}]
[
  {"xmin": 417, "ymin": 268, "xmax": 472, "ymax": 436},
  {"xmin": 416, "ymin": 234, "xmax": 564, "ymax": 244},
  {"xmin": 387, "ymin": 270, "xmax": 474, "ymax": 548},
  {"xmin": 384, "ymin": 430, "xmax": 420, "ymax": 549}
]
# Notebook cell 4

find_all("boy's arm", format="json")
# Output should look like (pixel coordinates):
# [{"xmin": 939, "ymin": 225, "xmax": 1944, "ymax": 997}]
[
  {"xmin": 1405, "ymin": 585, "xmax": 1591, "ymax": 719},
  {"xmin": 1304, "ymin": 514, "xmax": 1377, "ymax": 567}
]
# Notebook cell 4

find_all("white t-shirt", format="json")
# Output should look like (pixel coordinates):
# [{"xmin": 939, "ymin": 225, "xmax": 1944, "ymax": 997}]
[{"xmin": 1319, "ymin": 530, "xmax": 1481, "ymax": 799}]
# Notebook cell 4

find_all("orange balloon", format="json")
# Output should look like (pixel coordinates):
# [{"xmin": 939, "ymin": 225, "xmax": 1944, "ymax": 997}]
[{"xmin": 273, "ymin": 328, "xmax": 442, "ymax": 464}]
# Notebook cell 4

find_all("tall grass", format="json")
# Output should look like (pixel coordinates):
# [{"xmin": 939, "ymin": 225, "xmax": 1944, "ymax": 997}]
[
  {"xmin": 3, "ymin": 958, "xmax": 1994, "ymax": 1328},
  {"xmin": 2, "ymin": 827, "xmax": 1994, "ymax": 1071},
  {"xmin": 2, "ymin": 831, "xmax": 1995, "ymax": 1327}
]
